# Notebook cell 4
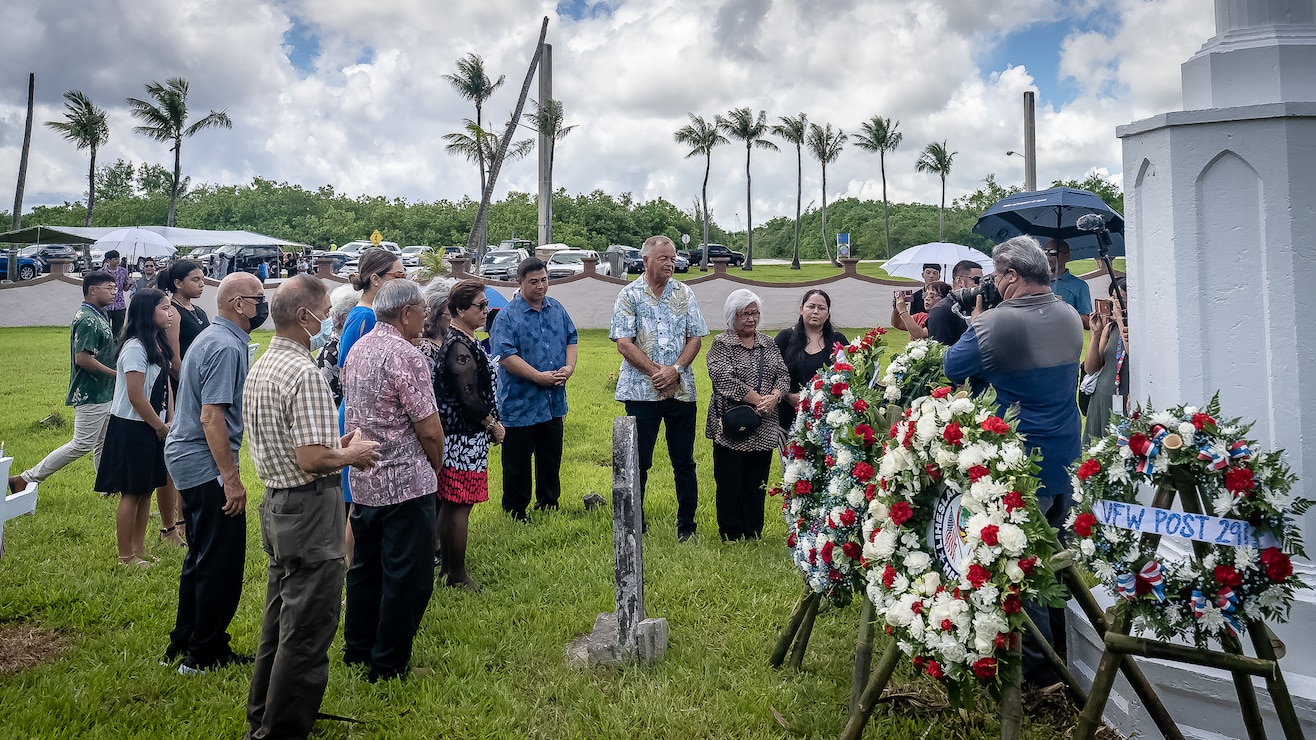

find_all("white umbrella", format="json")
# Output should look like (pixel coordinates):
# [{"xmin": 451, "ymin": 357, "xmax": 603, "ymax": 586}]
[
  {"xmin": 92, "ymin": 228, "xmax": 177, "ymax": 266},
  {"xmin": 881, "ymin": 242, "xmax": 993, "ymax": 281}
]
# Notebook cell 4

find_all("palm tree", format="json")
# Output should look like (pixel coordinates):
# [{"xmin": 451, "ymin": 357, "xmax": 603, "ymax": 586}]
[
  {"xmin": 45, "ymin": 90, "xmax": 109, "ymax": 271},
  {"xmin": 916, "ymin": 141, "xmax": 956, "ymax": 240},
  {"xmin": 126, "ymin": 78, "xmax": 231, "ymax": 227},
  {"xmin": 443, "ymin": 53, "xmax": 505, "ymax": 250},
  {"xmin": 443, "ymin": 119, "xmax": 533, "ymax": 177},
  {"xmin": 852, "ymin": 116, "xmax": 903, "ymax": 258},
  {"xmin": 716, "ymin": 108, "xmax": 777, "ymax": 271},
  {"xmin": 806, "ymin": 122, "xmax": 846, "ymax": 266},
  {"xmin": 771, "ymin": 113, "xmax": 808, "ymax": 270},
  {"xmin": 529, "ymin": 98, "xmax": 576, "ymax": 244},
  {"xmin": 673, "ymin": 114, "xmax": 727, "ymax": 270}
]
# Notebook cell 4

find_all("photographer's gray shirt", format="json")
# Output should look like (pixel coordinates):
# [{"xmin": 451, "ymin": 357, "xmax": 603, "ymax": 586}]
[{"xmin": 165, "ymin": 317, "xmax": 250, "ymax": 490}]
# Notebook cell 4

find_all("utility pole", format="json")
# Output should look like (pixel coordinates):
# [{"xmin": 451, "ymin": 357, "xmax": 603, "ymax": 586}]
[
  {"xmin": 1023, "ymin": 90, "xmax": 1037, "ymax": 192},
  {"xmin": 9, "ymin": 73, "xmax": 35, "ymax": 281},
  {"xmin": 537, "ymin": 43, "xmax": 552, "ymax": 246}
]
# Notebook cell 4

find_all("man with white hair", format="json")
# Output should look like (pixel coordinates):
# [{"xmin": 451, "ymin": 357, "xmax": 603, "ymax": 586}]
[
  {"xmin": 943, "ymin": 235, "xmax": 1083, "ymax": 690},
  {"xmin": 610, "ymin": 235, "xmax": 709, "ymax": 541},
  {"xmin": 341, "ymin": 279, "xmax": 446, "ymax": 682}
]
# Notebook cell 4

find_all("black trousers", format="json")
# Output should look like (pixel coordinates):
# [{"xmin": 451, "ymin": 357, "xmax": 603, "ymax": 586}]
[
  {"xmin": 343, "ymin": 494, "xmax": 435, "ymax": 681},
  {"xmin": 247, "ymin": 480, "xmax": 345, "ymax": 740},
  {"xmin": 107, "ymin": 308, "xmax": 125, "ymax": 339},
  {"xmin": 1022, "ymin": 492, "xmax": 1071, "ymax": 687},
  {"xmin": 712, "ymin": 444, "xmax": 773, "ymax": 541},
  {"xmin": 501, "ymin": 416, "xmax": 564, "ymax": 515},
  {"xmin": 624, "ymin": 399, "xmax": 699, "ymax": 537},
  {"xmin": 170, "ymin": 477, "xmax": 247, "ymax": 665}
]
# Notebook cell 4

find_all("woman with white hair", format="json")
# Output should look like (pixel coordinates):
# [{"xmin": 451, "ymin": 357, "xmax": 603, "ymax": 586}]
[
  {"xmin": 317, "ymin": 283, "xmax": 361, "ymax": 407},
  {"xmin": 705, "ymin": 288, "xmax": 790, "ymax": 541}
]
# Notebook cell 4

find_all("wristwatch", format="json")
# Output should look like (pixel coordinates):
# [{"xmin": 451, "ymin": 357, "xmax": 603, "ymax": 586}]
[{"xmin": 673, "ymin": 363, "xmax": 686, "ymax": 373}]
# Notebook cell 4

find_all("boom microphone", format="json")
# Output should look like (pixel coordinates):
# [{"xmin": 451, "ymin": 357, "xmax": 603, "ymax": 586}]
[{"xmin": 1076, "ymin": 213, "xmax": 1106, "ymax": 232}]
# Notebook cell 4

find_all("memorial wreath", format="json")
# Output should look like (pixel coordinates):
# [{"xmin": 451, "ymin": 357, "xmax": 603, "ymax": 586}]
[
  {"xmin": 780, "ymin": 328, "xmax": 888, "ymax": 605},
  {"xmin": 862, "ymin": 384, "xmax": 1065, "ymax": 686},
  {"xmin": 1069, "ymin": 397, "xmax": 1312, "ymax": 646}
]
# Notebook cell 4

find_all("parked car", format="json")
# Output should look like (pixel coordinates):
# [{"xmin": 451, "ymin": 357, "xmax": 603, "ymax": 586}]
[
  {"xmin": 545, "ymin": 250, "xmax": 610, "ymax": 279},
  {"xmin": 338, "ymin": 240, "xmax": 401, "ymax": 272},
  {"xmin": 675, "ymin": 254, "xmax": 690, "ymax": 273},
  {"xmin": 535, "ymin": 243, "xmax": 572, "ymax": 262},
  {"xmin": 401, "ymin": 245, "xmax": 433, "ymax": 267},
  {"xmin": 497, "ymin": 238, "xmax": 533, "ymax": 252},
  {"xmin": 440, "ymin": 246, "xmax": 472, "ymax": 262},
  {"xmin": 0, "ymin": 251, "xmax": 40, "ymax": 281},
  {"xmin": 479, "ymin": 249, "xmax": 530, "ymax": 281},
  {"xmin": 682, "ymin": 243, "xmax": 745, "ymax": 266},
  {"xmin": 20, "ymin": 244, "xmax": 80, "ymax": 272},
  {"xmin": 210, "ymin": 244, "xmax": 284, "ymax": 276}
]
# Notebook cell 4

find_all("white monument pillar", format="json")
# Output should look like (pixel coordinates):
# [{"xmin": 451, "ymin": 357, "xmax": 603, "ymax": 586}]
[{"xmin": 1074, "ymin": 1, "xmax": 1316, "ymax": 736}]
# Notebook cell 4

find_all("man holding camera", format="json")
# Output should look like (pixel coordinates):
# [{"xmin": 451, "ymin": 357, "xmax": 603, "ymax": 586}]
[
  {"xmin": 925, "ymin": 259, "xmax": 985, "ymax": 346},
  {"xmin": 943, "ymin": 236, "xmax": 1083, "ymax": 690}
]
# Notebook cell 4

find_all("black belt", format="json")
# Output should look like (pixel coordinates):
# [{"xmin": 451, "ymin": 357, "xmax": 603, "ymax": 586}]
[{"xmin": 279, "ymin": 477, "xmax": 341, "ymax": 494}]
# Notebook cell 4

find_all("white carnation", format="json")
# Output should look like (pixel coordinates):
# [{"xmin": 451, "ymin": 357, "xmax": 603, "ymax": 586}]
[
  {"xmin": 1151, "ymin": 411, "xmax": 1177, "ymax": 427},
  {"xmin": 909, "ymin": 345, "xmax": 927, "ymax": 361},
  {"xmin": 999, "ymin": 443, "xmax": 1025, "ymax": 468},
  {"xmin": 949, "ymin": 398, "xmax": 975, "ymax": 415},
  {"xmin": 904, "ymin": 551, "xmax": 932, "ymax": 574},
  {"xmin": 836, "ymin": 447, "xmax": 853, "ymax": 468},
  {"xmin": 1182, "ymin": 405, "xmax": 1198, "ymax": 416},
  {"xmin": 868, "ymin": 500, "xmax": 889, "ymax": 521},
  {"xmin": 915, "ymin": 413, "xmax": 940, "ymax": 443},
  {"xmin": 997, "ymin": 524, "xmax": 1027, "ymax": 555},
  {"xmin": 883, "ymin": 385, "xmax": 902, "ymax": 401},
  {"xmin": 871, "ymin": 527, "xmax": 898, "ymax": 559},
  {"xmin": 847, "ymin": 489, "xmax": 865, "ymax": 510},
  {"xmin": 1079, "ymin": 538, "xmax": 1096, "ymax": 556},
  {"xmin": 1178, "ymin": 421, "xmax": 1197, "ymax": 439}
]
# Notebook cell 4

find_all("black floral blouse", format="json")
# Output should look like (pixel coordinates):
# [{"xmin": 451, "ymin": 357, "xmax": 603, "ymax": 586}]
[{"xmin": 705, "ymin": 330, "xmax": 790, "ymax": 451}]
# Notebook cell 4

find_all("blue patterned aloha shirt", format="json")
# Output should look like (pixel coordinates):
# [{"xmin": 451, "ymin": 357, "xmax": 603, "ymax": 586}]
[{"xmin": 609, "ymin": 275, "xmax": 709, "ymax": 403}]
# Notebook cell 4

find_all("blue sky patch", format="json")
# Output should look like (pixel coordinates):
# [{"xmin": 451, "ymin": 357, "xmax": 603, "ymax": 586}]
[
  {"xmin": 981, "ymin": 19, "xmax": 1082, "ymax": 107},
  {"xmin": 284, "ymin": 16, "xmax": 321, "ymax": 75},
  {"xmin": 556, "ymin": 0, "xmax": 614, "ymax": 22}
]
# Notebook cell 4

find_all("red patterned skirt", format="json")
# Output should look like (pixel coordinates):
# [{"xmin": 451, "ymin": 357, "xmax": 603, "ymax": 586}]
[{"xmin": 437, "ymin": 467, "xmax": 489, "ymax": 504}]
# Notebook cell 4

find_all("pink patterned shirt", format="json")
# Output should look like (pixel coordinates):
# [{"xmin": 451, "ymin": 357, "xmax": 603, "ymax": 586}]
[{"xmin": 342, "ymin": 322, "xmax": 439, "ymax": 506}]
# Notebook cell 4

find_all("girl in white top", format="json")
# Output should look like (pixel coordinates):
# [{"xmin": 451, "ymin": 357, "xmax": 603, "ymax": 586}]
[{"xmin": 95, "ymin": 288, "xmax": 174, "ymax": 568}]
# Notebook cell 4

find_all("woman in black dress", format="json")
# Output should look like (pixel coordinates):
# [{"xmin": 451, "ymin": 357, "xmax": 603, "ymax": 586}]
[
  {"xmin": 96, "ymin": 289, "xmax": 174, "ymax": 568},
  {"xmin": 156, "ymin": 259, "xmax": 208, "ymax": 547},
  {"xmin": 774, "ymin": 289, "xmax": 847, "ymax": 432}
]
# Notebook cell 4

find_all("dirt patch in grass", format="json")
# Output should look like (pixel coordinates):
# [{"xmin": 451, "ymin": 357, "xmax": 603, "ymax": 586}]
[{"xmin": 0, "ymin": 623, "xmax": 70, "ymax": 673}]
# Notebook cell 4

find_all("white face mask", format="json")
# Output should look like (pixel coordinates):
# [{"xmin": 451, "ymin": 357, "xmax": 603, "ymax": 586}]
[{"xmin": 304, "ymin": 309, "xmax": 333, "ymax": 351}]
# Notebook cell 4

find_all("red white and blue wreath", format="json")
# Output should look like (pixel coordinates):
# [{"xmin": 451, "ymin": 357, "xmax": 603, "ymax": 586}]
[
  {"xmin": 779, "ymin": 328, "xmax": 888, "ymax": 605},
  {"xmin": 862, "ymin": 381, "xmax": 1064, "ymax": 686},
  {"xmin": 1069, "ymin": 396, "xmax": 1311, "ymax": 646}
]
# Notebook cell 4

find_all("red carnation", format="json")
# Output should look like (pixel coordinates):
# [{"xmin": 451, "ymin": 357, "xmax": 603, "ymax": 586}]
[
  {"xmin": 829, "ymin": 569, "xmax": 843, "ymax": 582},
  {"xmin": 840, "ymin": 509, "xmax": 857, "ymax": 527},
  {"xmin": 808, "ymin": 548, "xmax": 817, "ymax": 564},
  {"xmin": 1076, "ymin": 458, "xmax": 1102, "ymax": 481},
  {"xmin": 1192, "ymin": 412, "xmax": 1216, "ymax": 430},
  {"xmin": 1225, "ymin": 467, "xmax": 1255, "ymax": 495},
  {"xmin": 855, "ymin": 423, "xmax": 877, "ymax": 446},
  {"xmin": 852, "ymin": 462, "xmax": 875, "ymax": 483},
  {"xmin": 1018, "ymin": 556, "xmax": 1038, "ymax": 574},
  {"xmin": 1073, "ymin": 512, "xmax": 1097, "ymax": 538},
  {"xmin": 1003, "ymin": 490, "xmax": 1025, "ymax": 512},
  {"xmin": 979, "ymin": 524, "xmax": 1000, "ymax": 546},
  {"xmin": 812, "ymin": 378, "xmax": 823, "ymax": 391},
  {"xmin": 966, "ymin": 563, "xmax": 991, "ymax": 588},
  {"xmin": 786, "ymin": 532, "xmax": 797, "ymax": 548},
  {"xmin": 842, "ymin": 541, "xmax": 862, "ymax": 559},
  {"xmin": 864, "ymin": 483, "xmax": 877, "ymax": 501},
  {"xmin": 980, "ymin": 416, "xmax": 1011, "ymax": 435},
  {"xmin": 910, "ymin": 600, "xmax": 924, "ymax": 615},
  {"xmin": 834, "ymin": 361, "xmax": 853, "ymax": 372},
  {"xmin": 852, "ymin": 398, "xmax": 869, "ymax": 413},
  {"xmin": 968, "ymin": 465, "xmax": 991, "ymax": 483},
  {"xmin": 924, "ymin": 659, "xmax": 945, "ymax": 681},
  {"xmin": 972, "ymin": 657, "xmax": 998, "ymax": 680},
  {"xmin": 925, "ymin": 463, "xmax": 942, "ymax": 481},
  {"xmin": 821, "ymin": 541, "xmax": 835, "ymax": 564},
  {"xmin": 1261, "ymin": 548, "xmax": 1293, "ymax": 581},
  {"xmin": 1214, "ymin": 565, "xmax": 1243, "ymax": 588},
  {"xmin": 882, "ymin": 565, "xmax": 897, "ymax": 588},
  {"xmin": 941, "ymin": 619, "xmax": 954, "ymax": 632},
  {"xmin": 831, "ymin": 382, "xmax": 848, "ymax": 396},
  {"xmin": 993, "ymin": 632, "xmax": 1013, "ymax": 650},
  {"xmin": 889, "ymin": 423, "xmax": 901, "ymax": 439},
  {"xmin": 942, "ymin": 422, "xmax": 964, "ymax": 447},
  {"xmin": 889, "ymin": 501, "xmax": 914, "ymax": 526},
  {"xmin": 824, "ymin": 454, "xmax": 835, "ymax": 468},
  {"xmin": 932, "ymin": 386, "xmax": 952, "ymax": 399},
  {"xmin": 1128, "ymin": 433, "xmax": 1152, "ymax": 456},
  {"xmin": 794, "ymin": 480, "xmax": 812, "ymax": 495},
  {"xmin": 1002, "ymin": 591, "xmax": 1023, "ymax": 615},
  {"xmin": 812, "ymin": 401, "xmax": 824, "ymax": 418}
]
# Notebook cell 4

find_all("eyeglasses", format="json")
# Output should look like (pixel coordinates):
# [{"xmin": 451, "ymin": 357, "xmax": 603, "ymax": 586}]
[
  {"xmin": 473, "ymin": 300, "xmax": 490, "ymax": 311},
  {"xmin": 741, "ymin": 310, "xmax": 761, "ymax": 318},
  {"xmin": 380, "ymin": 270, "xmax": 408, "ymax": 279},
  {"xmin": 408, "ymin": 304, "xmax": 430, "ymax": 317},
  {"xmin": 237, "ymin": 294, "xmax": 266, "ymax": 304}
]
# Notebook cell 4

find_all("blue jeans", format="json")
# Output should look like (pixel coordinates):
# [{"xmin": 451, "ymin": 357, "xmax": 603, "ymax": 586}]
[
  {"xmin": 1022, "ymin": 492, "xmax": 1072, "ymax": 687},
  {"xmin": 624, "ymin": 399, "xmax": 699, "ymax": 537}
]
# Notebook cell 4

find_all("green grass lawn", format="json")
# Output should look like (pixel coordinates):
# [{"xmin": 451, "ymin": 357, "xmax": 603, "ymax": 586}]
[{"xmin": 0, "ymin": 326, "xmax": 1076, "ymax": 739}]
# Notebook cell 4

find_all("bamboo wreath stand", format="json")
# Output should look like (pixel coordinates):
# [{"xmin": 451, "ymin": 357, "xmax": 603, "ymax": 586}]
[
  {"xmin": 1071, "ymin": 472, "xmax": 1306, "ymax": 740},
  {"xmin": 770, "ymin": 527, "xmax": 1188, "ymax": 740}
]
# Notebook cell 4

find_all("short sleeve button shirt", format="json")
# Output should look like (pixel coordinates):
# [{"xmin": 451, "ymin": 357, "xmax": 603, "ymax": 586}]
[
  {"xmin": 609, "ymin": 275, "xmax": 709, "ymax": 403},
  {"xmin": 490, "ymin": 293, "xmax": 578, "ymax": 427},
  {"xmin": 1051, "ymin": 270, "xmax": 1092, "ymax": 316},
  {"xmin": 244, "ymin": 336, "xmax": 341, "ymax": 490},
  {"xmin": 342, "ymin": 322, "xmax": 439, "ymax": 507},
  {"xmin": 66, "ymin": 303, "xmax": 117, "ymax": 406}
]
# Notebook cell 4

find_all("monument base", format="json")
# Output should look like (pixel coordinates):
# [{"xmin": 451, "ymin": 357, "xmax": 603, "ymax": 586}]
[{"xmin": 566, "ymin": 612, "xmax": 668, "ymax": 666}]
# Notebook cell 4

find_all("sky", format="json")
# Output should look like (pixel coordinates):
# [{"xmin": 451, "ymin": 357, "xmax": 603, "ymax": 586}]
[{"xmin": 0, "ymin": 0, "xmax": 1217, "ymax": 235}]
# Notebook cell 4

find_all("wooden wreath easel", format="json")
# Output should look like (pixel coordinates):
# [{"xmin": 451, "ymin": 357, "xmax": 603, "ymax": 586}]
[{"xmin": 1072, "ymin": 472, "xmax": 1306, "ymax": 740}]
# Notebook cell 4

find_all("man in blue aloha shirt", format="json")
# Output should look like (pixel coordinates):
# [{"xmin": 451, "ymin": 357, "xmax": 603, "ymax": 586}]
[
  {"xmin": 610, "ymin": 235, "xmax": 709, "ymax": 542},
  {"xmin": 490, "ymin": 257, "xmax": 578, "ymax": 521},
  {"xmin": 1045, "ymin": 238, "xmax": 1092, "ymax": 330}
]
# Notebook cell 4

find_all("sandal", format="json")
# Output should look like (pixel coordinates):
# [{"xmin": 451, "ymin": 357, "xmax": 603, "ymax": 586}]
[
  {"xmin": 160, "ymin": 525, "xmax": 187, "ymax": 548},
  {"xmin": 118, "ymin": 556, "xmax": 151, "ymax": 569}
]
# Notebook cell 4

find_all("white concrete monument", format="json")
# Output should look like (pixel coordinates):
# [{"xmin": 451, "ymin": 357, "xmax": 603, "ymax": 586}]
[{"xmin": 1068, "ymin": 1, "xmax": 1316, "ymax": 736}]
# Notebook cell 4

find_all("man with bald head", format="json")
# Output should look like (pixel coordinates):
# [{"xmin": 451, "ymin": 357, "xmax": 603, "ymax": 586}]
[
  {"xmin": 165, "ymin": 271, "xmax": 267, "ymax": 675},
  {"xmin": 243, "ymin": 275, "xmax": 380, "ymax": 737}
]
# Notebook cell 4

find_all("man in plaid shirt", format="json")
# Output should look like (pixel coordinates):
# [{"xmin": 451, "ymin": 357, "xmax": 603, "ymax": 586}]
[{"xmin": 242, "ymin": 275, "xmax": 380, "ymax": 739}]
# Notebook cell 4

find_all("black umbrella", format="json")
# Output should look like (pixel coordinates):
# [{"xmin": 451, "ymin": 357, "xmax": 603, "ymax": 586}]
[{"xmin": 972, "ymin": 186, "xmax": 1124, "ymax": 260}]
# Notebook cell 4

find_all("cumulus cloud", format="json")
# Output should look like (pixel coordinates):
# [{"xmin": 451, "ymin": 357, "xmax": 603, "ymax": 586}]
[{"xmin": 0, "ymin": 0, "xmax": 1218, "ymax": 229}]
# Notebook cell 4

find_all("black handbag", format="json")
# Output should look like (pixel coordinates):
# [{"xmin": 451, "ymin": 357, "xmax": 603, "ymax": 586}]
[{"xmin": 719, "ymin": 346, "xmax": 765, "ymax": 442}]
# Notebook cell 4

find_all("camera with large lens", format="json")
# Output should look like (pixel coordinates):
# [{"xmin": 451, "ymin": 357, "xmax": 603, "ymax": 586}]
[{"xmin": 950, "ymin": 274, "xmax": 1003, "ymax": 314}]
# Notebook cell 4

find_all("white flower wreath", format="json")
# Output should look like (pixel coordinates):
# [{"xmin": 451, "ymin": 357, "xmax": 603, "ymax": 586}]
[
  {"xmin": 1069, "ymin": 397, "xmax": 1311, "ymax": 646},
  {"xmin": 862, "ymin": 381, "xmax": 1064, "ymax": 686}
]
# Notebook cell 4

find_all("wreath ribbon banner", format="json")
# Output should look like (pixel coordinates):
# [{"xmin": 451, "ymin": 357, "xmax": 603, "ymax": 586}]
[{"xmin": 1090, "ymin": 499, "xmax": 1280, "ymax": 549}]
